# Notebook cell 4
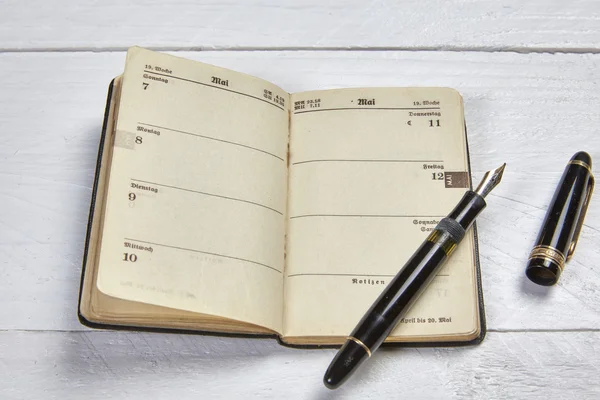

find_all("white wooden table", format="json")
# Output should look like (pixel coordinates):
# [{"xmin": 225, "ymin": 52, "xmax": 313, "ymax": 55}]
[{"xmin": 1, "ymin": 1, "xmax": 599, "ymax": 398}]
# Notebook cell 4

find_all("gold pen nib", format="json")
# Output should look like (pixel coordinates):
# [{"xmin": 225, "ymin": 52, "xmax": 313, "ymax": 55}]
[{"xmin": 474, "ymin": 163, "xmax": 506, "ymax": 198}]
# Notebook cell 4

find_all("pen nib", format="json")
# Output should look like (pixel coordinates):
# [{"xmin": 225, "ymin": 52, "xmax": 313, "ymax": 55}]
[{"xmin": 474, "ymin": 163, "xmax": 506, "ymax": 198}]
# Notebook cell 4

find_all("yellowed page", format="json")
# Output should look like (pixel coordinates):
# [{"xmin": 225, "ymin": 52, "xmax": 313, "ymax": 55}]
[
  {"xmin": 96, "ymin": 47, "xmax": 289, "ymax": 332},
  {"xmin": 284, "ymin": 88, "xmax": 477, "ymax": 340}
]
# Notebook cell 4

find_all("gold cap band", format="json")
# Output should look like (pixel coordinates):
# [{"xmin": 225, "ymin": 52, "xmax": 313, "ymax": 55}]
[
  {"xmin": 427, "ymin": 229, "xmax": 457, "ymax": 256},
  {"xmin": 528, "ymin": 245, "xmax": 566, "ymax": 271},
  {"xmin": 346, "ymin": 336, "xmax": 372, "ymax": 357},
  {"xmin": 568, "ymin": 160, "xmax": 593, "ymax": 176}
]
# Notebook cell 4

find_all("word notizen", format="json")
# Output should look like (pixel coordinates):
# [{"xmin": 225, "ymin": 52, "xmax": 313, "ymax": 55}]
[{"xmin": 352, "ymin": 278, "xmax": 385, "ymax": 285}]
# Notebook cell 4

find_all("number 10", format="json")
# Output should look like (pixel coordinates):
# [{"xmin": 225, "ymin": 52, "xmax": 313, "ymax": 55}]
[{"xmin": 123, "ymin": 253, "xmax": 138, "ymax": 262}]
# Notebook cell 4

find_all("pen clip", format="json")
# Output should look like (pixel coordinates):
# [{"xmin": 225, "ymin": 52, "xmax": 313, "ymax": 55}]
[{"xmin": 567, "ymin": 174, "xmax": 595, "ymax": 261}]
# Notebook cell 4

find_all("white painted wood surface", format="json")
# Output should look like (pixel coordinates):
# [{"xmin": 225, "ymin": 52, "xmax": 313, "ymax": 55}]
[
  {"xmin": 1, "ymin": 0, "xmax": 600, "ymax": 51},
  {"xmin": 1, "ymin": 2, "xmax": 600, "ymax": 398},
  {"xmin": 1, "ymin": 331, "xmax": 599, "ymax": 399}
]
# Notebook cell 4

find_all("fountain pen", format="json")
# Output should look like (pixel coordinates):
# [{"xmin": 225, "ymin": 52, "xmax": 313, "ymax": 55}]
[{"xmin": 323, "ymin": 164, "xmax": 506, "ymax": 389}]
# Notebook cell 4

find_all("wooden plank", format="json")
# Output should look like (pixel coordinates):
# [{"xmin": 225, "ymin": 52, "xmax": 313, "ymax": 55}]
[
  {"xmin": 0, "ymin": 50, "xmax": 599, "ymax": 332},
  {"xmin": 0, "ymin": 330, "xmax": 598, "ymax": 398},
  {"xmin": 1, "ymin": 0, "xmax": 600, "ymax": 51}
]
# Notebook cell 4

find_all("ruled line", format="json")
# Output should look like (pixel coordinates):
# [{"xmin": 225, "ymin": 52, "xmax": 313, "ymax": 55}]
[
  {"xmin": 138, "ymin": 122, "xmax": 284, "ymax": 162},
  {"xmin": 294, "ymin": 107, "xmax": 441, "ymax": 115},
  {"xmin": 131, "ymin": 178, "xmax": 283, "ymax": 216},
  {"xmin": 289, "ymin": 214, "xmax": 445, "ymax": 220},
  {"xmin": 124, "ymin": 238, "xmax": 281, "ymax": 274},
  {"xmin": 286, "ymin": 273, "xmax": 450, "ymax": 278},
  {"xmin": 292, "ymin": 159, "xmax": 443, "ymax": 166},
  {"xmin": 143, "ymin": 70, "xmax": 285, "ymax": 111},
  {"xmin": 288, "ymin": 273, "xmax": 395, "ymax": 278}
]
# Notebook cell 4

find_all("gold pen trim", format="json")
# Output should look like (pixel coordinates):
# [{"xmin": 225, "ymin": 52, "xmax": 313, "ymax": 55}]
[
  {"xmin": 567, "ymin": 174, "xmax": 594, "ymax": 261},
  {"xmin": 528, "ymin": 245, "xmax": 566, "ymax": 271},
  {"xmin": 346, "ymin": 336, "xmax": 372, "ymax": 357},
  {"xmin": 427, "ymin": 229, "xmax": 457, "ymax": 256},
  {"xmin": 568, "ymin": 160, "xmax": 593, "ymax": 177}
]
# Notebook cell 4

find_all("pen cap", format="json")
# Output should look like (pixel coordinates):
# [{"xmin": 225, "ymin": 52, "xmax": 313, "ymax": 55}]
[{"xmin": 526, "ymin": 152, "xmax": 594, "ymax": 286}]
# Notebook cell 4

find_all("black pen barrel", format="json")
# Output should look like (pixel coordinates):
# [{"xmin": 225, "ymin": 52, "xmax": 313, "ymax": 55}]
[
  {"xmin": 325, "ymin": 167, "xmax": 504, "ymax": 389},
  {"xmin": 349, "ymin": 240, "xmax": 447, "ymax": 351},
  {"xmin": 526, "ymin": 151, "xmax": 594, "ymax": 285},
  {"xmin": 324, "ymin": 239, "xmax": 449, "ymax": 389},
  {"xmin": 350, "ymin": 191, "xmax": 487, "ymax": 353}
]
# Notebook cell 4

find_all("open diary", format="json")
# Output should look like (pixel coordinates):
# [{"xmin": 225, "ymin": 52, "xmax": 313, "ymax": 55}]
[{"xmin": 78, "ymin": 47, "xmax": 485, "ymax": 346}]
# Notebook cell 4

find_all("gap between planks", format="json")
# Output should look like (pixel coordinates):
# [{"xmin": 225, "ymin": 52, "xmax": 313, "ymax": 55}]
[
  {"xmin": 3, "ymin": 45, "xmax": 600, "ymax": 55},
  {"xmin": 0, "ymin": 328, "xmax": 599, "ymax": 333}
]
